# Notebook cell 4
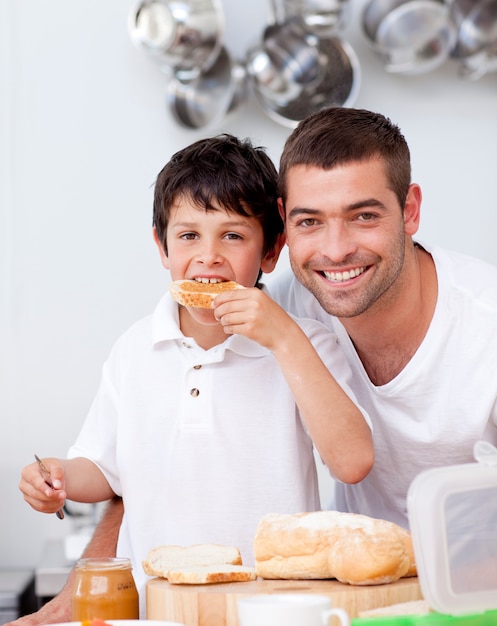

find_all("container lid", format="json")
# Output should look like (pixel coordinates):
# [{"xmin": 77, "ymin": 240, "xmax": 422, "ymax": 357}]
[
  {"xmin": 352, "ymin": 609, "xmax": 497, "ymax": 625},
  {"xmin": 407, "ymin": 441, "xmax": 497, "ymax": 616}
]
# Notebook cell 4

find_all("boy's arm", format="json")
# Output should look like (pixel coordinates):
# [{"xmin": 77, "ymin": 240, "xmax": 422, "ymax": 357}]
[
  {"xmin": 214, "ymin": 288, "xmax": 374, "ymax": 484},
  {"xmin": 60, "ymin": 457, "xmax": 116, "ymax": 502},
  {"xmin": 20, "ymin": 457, "xmax": 115, "ymax": 514},
  {"xmin": 268, "ymin": 315, "xmax": 374, "ymax": 484},
  {"xmin": 6, "ymin": 497, "xmax": 124, "ymax": 626}
]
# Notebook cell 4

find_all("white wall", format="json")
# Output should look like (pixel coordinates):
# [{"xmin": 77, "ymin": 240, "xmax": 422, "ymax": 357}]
[{"xmin": 1, "ymin": 0, "xmax": 496, "ymax": 569}]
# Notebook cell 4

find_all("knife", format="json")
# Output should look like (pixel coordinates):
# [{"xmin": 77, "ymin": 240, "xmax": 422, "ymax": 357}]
[{"xmin": 34, "ymin": 454, "xmax": 65, "ymax": 520}]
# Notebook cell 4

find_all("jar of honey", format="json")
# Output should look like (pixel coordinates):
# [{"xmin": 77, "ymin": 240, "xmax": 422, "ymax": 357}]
[{"xmin": 71, "ymin": 557, "xmax": 139, "ymax": 620}]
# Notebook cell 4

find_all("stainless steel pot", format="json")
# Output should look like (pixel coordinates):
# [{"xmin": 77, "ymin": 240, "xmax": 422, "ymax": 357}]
[
  {"xmin": 280, "ymin": 0, "xmax": 352, "ymax": 37},
  {"xmin": 362, "ymin": 0, "xmax": 457, "ymax": 74},
  {"xmin": 167, "ymin": 47, "xmax": 248, "ymax": 129},
  {"xmin": 128, "ymin": 0, "xmax": 224, "ymax": 78},
  {"xmin": 449, "ymin": 0, "xmax": 497, "ymax": 79},
  {"xmin": 251, "ymin": 36, "xmax": 360, "ymax": 128},
  {"xmin": 246, "ymin": 18, "xmax": 324, "ymax": 107}
]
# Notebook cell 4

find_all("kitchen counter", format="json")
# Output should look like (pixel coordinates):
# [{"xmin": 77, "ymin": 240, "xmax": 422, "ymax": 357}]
[
  {"xmin": 34, "ymin": 540, "xmax": 73, "ymax": 604},
  {"xmin": 0, "ymin": 570, "xmax": 36, "ymax": 625}
]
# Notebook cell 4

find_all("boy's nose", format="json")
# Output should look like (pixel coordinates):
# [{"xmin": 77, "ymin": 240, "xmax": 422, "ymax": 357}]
[{"xmin": 197, "ymin": 242, "xmax": 223, "ymax": 265}]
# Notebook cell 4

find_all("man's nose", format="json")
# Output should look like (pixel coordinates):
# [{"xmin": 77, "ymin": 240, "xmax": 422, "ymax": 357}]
[{"xmin": 321, "ymin": 223, "xmax": 357, "ymax": 263}]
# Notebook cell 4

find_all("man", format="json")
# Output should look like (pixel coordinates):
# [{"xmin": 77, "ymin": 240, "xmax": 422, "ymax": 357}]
[
  {"xmin": 273, "ymin": 107, "xmax": 497, "ymax": 527},
  {"xmin": 11, "ymin": 108, "xmax": 497, "ymax": 625}
]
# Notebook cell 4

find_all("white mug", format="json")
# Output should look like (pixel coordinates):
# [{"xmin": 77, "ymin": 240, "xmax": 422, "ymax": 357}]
[{"xmin": 237, "ymin": 593, "xmax": 350, "ymax": 626}]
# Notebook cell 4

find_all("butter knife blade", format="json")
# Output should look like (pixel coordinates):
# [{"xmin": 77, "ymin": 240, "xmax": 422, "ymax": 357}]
[{"xmin": 34, "ymin": 454, "xmax": 65, "ymax": 520}]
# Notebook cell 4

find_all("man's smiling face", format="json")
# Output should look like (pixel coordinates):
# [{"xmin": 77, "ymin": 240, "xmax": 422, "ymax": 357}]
[{"xmin": 282, "ymin": 158, "xmax": 416, "ymax": 319}]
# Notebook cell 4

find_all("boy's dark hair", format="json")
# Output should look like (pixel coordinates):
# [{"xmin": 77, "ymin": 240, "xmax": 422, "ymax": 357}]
[
  {"xmin": 279, "ymin": 107, "xmax": 412, "ymax": 211},
  {"xmin": 153, "ymin": 134, "xmax": 282, "ymax": 255}
]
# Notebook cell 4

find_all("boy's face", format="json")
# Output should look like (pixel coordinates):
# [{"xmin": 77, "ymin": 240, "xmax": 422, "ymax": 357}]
[{"xmin": 154, "ymin": 195, "xmax": 279, "ymax": 325}]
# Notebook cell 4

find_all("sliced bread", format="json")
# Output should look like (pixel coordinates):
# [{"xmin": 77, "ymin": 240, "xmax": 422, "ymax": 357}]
[
  {"xmin": 169, "ymin": 280, "xmax": 244, "ymax": 309},
  {"xmin": 142, "ymin": 543, "xmax": 243, "ymax": 578},
  {"xmin": 167, "ymin": 563, "xmax": 257, "ymax": 585}
]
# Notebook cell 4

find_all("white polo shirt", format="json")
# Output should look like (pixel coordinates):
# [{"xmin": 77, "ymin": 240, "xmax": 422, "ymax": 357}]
[{"xmin": 68, "ymin": 291, "xmax": 361, "ymax": 611}]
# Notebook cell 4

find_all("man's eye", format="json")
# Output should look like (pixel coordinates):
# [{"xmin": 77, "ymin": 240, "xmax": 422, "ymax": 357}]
[
  {"xmin": 357, "ymin": 213, "xmax": 376, "ymax": 222},
  {"xmin": 298, "ymin": 218, "xmax": 319, "ymax": 227}
]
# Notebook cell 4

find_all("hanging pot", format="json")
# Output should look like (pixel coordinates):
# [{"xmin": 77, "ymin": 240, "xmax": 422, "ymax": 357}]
[
  {"xmin": 246, "ymin": 18, "xmax": 325, "ymax": 107},
  {"xmin": 448, "ymin": 0, "xmax": 497, "ymax": 80},
  {"xmin": 279, "ymin": 0, "xmax": 352, "ymax": 37},
  {"xmin": 362, "ymin": 0, "xmax": 457, "ymax": 74},
  {"xmin": 251, "ymin": 36, "xmax": 360, "ymax": 128},
  {"xmin": 128, "ymin": 0, "xmax": 224, "ymax": 79},
  {"xmin": 167, "ymin": 47, "xmax": 248, "ymax": 129}
]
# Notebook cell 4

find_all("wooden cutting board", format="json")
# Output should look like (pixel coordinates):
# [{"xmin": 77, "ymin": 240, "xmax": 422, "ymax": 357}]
[{"xmin": 146, "ymin": 576, "xmax": 423, "ymax": 626}]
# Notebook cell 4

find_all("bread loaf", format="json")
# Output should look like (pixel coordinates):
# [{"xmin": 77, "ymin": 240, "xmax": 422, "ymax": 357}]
[
  {"xmin": 169, "ymin": 279, "xmax": 243, "ymax": 308},
  {"xmin": 167, "ymin": 563, "xmax": 257, "ymax": 585},
  {"xmin": 142, "ymin": 543, "xmax": 242, "ymax": 578},
  {"xmin": 254, "ymin": 511, "xmax": 417, "ymax": 585}
]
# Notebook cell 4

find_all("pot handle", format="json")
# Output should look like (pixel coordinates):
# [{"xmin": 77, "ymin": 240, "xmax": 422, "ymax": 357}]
[{"xmin": 268, "ymin": 0, "xmax": 285, "ymax": 24}]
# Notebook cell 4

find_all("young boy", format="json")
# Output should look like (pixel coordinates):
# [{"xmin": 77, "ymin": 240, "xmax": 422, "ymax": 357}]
[{"xmin": 20, "ymin": 134, "xmax": 373, "ymax": 613}]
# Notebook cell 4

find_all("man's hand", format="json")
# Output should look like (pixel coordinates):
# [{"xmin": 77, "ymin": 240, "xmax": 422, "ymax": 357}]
[{"xmin": 6, "ymin": 497, "xmax": 124, "ymax": 626}]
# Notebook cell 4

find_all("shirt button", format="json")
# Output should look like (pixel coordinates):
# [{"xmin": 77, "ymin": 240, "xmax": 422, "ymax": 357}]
[
  {"xmin": 193, "ymin": 364, "xmax": 202, "ymax": 370},
  {"xmin": 182, "ymin": 341, "xmax": 192, "ymax": 349},
  {"xmin": 190, "ymin": 388, "xmax": 200, "ymax": 397}
]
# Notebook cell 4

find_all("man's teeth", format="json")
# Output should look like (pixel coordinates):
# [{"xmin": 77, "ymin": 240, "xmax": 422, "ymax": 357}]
[
  {"xmin": 194, "ymin": 277, "xmax": 224, "ymax": 284},
  {"xmin": 323, "ymin": 267, "xmax": 365, "ymax": 282}
]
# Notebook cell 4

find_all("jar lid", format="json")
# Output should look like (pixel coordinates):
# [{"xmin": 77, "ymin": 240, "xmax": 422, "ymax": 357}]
[{"xmin": 75, "ymin": 557, "xmax": 132, "ymax": 570}]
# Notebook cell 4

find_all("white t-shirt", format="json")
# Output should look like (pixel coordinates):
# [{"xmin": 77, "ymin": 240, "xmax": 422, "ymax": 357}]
[
  {"xmin": 68, "ymin": 290, "xmax": 364, "ymax": 613},
  {"xmin": 270, "ymin": 243, "xmax": 497, "ymax": 528}
]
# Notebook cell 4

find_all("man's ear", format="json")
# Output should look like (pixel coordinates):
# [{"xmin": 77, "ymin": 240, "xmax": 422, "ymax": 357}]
[
  {"xmin": 153, "ymin": 227, "xmax": 169, "ymax": 270},
  {"xmin": 403, "ymin": 184, "xmax": 422, "ymax": 237},
  {"xmin": 261, "ymin": 232, "xmax": 286, "ymax": 274}
]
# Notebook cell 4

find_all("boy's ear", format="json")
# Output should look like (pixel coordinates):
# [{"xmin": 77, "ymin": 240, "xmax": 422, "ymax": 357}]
[
  {"xmin": 260, "ymin": 232, "xmax": 286, "ymax": 274},
  {"xmin": 153, "ymin": 227, "xmax": 169, "ymax": 270},
  {"xmin": 277, "ymin": 197, "xmax": 286, "ymax": 223}
]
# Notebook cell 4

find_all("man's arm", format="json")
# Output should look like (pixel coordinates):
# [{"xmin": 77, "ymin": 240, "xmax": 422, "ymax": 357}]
[{"xmin": 7, "ymin": 497, "xmax": 124, "ymax": 626}]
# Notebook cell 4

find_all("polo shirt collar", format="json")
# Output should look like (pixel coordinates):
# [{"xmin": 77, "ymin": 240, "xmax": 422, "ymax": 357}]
[{"xmin": 151, "ymin": 293, "xmax": 269, "ymax": 358}]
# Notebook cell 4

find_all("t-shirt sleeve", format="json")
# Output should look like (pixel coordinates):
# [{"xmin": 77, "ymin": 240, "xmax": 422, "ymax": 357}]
[{"xmin": 67, "ymin": 354, "xmax": 122, "ymax": 496}]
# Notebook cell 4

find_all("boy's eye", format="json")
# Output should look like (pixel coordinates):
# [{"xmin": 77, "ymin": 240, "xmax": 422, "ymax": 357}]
[
  {"xmin": 180, "ymin": 232, "xmax": 198, "ymax": 240},
  {"xmin": 224, "ymin": 232, "xmax": 243, "ymax": 240}
]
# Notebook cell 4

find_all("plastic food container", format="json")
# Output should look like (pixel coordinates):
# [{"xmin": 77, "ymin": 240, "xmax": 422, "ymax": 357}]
[{"xmin": 353, "ymin": 441, "xmax": 497, "ymax": 625}]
